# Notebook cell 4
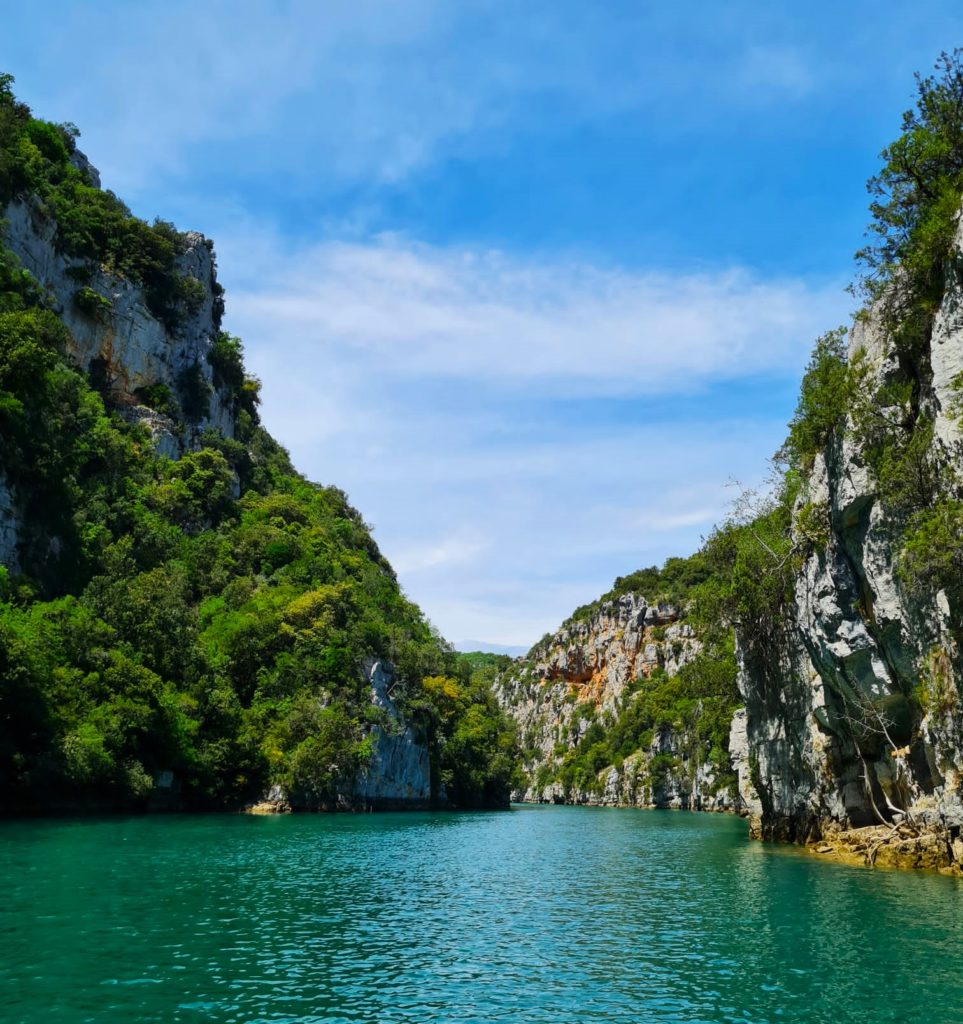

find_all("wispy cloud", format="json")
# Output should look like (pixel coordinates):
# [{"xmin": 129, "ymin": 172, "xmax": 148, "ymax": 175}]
[
  {"xmin": 223, "ymin": 231, "xmax": 851, "ymax": 397},
  {"xmin": 212, "ymin": 229, "xmax": 849, "ymax": 644},
  {"xmin": 737, "ymin": 46, "xmax": 816, "ymax": 99},
  {"xmin": 9, "ymin": 0, "xmax": 946, "ymax": 646},
  {"xmin": 4, "ymin": 0, "xmax": 844, "ymax": 200},
  {"xmin": 392, "ymin": 534, "xmax": 488, "ymax": 575}
]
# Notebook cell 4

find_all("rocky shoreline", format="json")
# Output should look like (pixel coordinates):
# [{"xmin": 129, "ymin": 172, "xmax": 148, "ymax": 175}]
[{"xmin": 806, "ymin": 822, "xmax": 963, "ymax": 875}]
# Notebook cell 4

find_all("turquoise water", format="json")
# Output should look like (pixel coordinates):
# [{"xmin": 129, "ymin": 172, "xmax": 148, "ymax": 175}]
[{"xmin": 1, "ymin": 807, "xmax": 962, "ymax": 1023}]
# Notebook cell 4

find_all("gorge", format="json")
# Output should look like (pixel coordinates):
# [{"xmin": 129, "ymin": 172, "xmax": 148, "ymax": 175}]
[{"xmin": 1, "ymin": 53, "xmax": 963, "ymax": 884}]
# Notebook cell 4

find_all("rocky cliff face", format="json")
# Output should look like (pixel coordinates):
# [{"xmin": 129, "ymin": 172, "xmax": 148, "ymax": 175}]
[
  {"xmin": 733, "ymin": 216, "xmax": 963, "ymax": 858},
  {"xmin": 2, "ymin": 163, "xmax": 235, "ymax": 454},
  {"xmin": 496, "ymin": 593, "xmax": 739, "ymax": 810},
  {"xmin": 0, "ymin": 150, "xmax": 239, "ymax": 572},
  {"xmin": 351, "ymin": 659, "xmax": 432, "ymax": 808},
  {"xmin": 0, "ymin": 473, "xmax": 18, "ymax": 574},
  {"xmin": 252, "ymin": 660, "xmax": 433, "ymax": 813}
]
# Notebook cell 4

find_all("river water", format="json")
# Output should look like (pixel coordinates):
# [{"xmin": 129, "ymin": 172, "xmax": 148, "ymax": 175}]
[{"xmin": 2, "ymin": 806, "xmax": 962, "ymax": 1023}]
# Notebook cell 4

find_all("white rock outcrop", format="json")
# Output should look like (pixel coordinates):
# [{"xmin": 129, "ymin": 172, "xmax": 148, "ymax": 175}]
[
  {"xmin": 733, "ymin": 212, "xmax": 963, "ymax": 842},
  {"xmin": 351, "ymin": 659, "xmax": 432, "ymax": 807},
  {"xmin": 495, "ymin": 593, "xmax": 739, "ymax": 810}
]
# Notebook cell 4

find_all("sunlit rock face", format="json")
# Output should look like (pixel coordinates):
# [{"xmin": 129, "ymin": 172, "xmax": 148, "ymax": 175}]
[
  {"xmin": 2, "ymin": 155, "xmax": 237, "ymax": 457},
  {"xmin": 0, "ymin": 150, "xmax": 241, "ymax": 571},
  {"xmin": 496, "ymin": 594, "xmax": 739, "ymax": 811},
  {"xmin": 734, "ymin": 214, "xmax": 963, "ymax": 845}
]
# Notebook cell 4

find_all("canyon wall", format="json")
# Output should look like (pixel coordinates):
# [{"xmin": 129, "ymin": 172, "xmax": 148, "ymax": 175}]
[
  {"xmin": 495, "ymin": 593, "xmax": 740, "ymax": 811},
  {"xmin": 734, "ymin": 217, "xmax": 963, "ymax": 856}
]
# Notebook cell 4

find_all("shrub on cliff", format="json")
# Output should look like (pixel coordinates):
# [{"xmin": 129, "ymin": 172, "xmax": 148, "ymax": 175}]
[
  {"xmin": 857, "ymin": 50, "xmax": 963, "ymax": 326},
  {"xmin": 779, "ymin": 328, "xmax": 849, "ymax": 470},
  {"xmin": 899, "ymin": 499, "xmax": 963, "ymax": 611}
]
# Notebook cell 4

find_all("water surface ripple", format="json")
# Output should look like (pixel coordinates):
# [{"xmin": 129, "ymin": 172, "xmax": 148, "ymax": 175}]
[{"xmin": 2, "ymin": 806, "xmax": 962, "ymax": 1023}]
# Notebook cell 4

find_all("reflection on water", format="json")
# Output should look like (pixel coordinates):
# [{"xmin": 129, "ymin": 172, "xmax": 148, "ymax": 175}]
[{"xmin": 2, "ymin": 806, "xmax": 962, "ymax": 1023}]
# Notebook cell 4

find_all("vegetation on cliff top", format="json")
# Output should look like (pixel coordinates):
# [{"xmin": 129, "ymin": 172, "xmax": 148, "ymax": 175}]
[
  {"xmin": 0, "ymin": 76, "xmax": 518, "ymax": 812},
  {"xmin": 722, "ymin": 48, "xmax": 963, "ymax": 802},
  {"xmin": 558, "ymin": 554, "xmax": 713, "ymax": 632},
  {"xmin": 783, "ymin": 50, "xmax": 963, "ymax": 621}
]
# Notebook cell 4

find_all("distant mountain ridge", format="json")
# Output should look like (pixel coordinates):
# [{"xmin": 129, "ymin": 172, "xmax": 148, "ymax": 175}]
[{"xmin": 453, "ymin": 640, "xmax": 529, "ymax": 657}]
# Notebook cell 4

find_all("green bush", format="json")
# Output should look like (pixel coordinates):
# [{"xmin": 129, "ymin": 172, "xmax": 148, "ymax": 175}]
[
  {"xmin": 899, "ymin": 499, "xmax": 963, "ymax": 607},
  {"xmin": 780, "ymin": 328, "xmax": 849, "ymax": 469},
  {"xmin": 133, "ymin": 382, "xmax": 179, "ymax": 419},
  {"xmin": 72, "ymin": 285, "xmax": 112, "ymax": 322},
  {"xmin": 857, "ymin": 50, "xmax": 963, "ymax": 331}
]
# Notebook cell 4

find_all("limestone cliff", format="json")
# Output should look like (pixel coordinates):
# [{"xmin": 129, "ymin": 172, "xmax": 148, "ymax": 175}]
[
  {"xmin": 3, "ymin": 181, "xmax": 236, "ymax": 453},
  {"xmin": 353, "ymin": 660, "xmax": 433, "ymax": 807},
  {"xmin": 253, "ymin": 660, "xmax": 432, "ymax": 812},
  {"xmin": 495, "ymin": 593, "xmax": 740, "ymax": 811},
  {"xmin": 0, "ymin": 149, "xmax": 241, "ymax": 571},
  {"xmin": 732, "ymin": 214, "xmax": 963, "ymax": 866}
]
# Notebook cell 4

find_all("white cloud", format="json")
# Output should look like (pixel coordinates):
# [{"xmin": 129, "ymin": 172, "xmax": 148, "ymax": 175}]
[
  {"xmin": 392, "ymin": 534, "xmax": 488, "ymax": 575},
  {"xmin": 737, "ymin": 46, "xmax": 816, "ymax": 99},
  {"xmin": 222, "ymin": 231, "xmax": 852, "ymax": 397},
  {"xmin": 1, "ymin": 0, "xmax": 895, "ymax": 646},
  {"xmin": 211, "ymin": 229, "xmax": 848, "ymax": 645}
]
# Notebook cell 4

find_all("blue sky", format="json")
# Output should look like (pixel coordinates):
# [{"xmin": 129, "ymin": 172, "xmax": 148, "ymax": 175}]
[{"xmin": 4, "ymin": 2, "xmax": 963, "ymax": 647}]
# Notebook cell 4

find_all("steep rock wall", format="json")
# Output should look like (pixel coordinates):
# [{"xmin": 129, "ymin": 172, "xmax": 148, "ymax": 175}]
[
  {"xmin": 0, "ymin": 151, "xmax": 239, "ymax": 572},
  {"xmin": 2, "ymin": 174, "xmax": 236, "ymax": 451},
  {"xmin": 351, "ymin": 659, "xmax": 432, "ymax": 808},
  {"xmin": 496, "ymin": 594, "xmax": 739, "ymax": 810},
  {"xmin": 734, "ymin": 216, "xmax": 963, "ymax": 848}
]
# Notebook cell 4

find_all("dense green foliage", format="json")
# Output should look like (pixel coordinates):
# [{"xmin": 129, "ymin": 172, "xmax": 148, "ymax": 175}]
[
  {"xmin": 780, "ymin": 328, "xmax": 849, "ymax": 470},
  {"xmin": 0, "ymin": 77, "xmax": 517, "ymax": 812},
  {"xmin": 557, "ymin": 554, "xmax": 713, "ymax": 633},
  {"xmin": 455, "ymin": 651, "xmax": 515, "ymax": 673},
  {"xmin": 857, "ymin": 51, "xmax": 963, "ymax": 323},
  {"xmin": 415, "ymin": 670, "xmax": 522, "ymax": 807},
  {"xmin": 900, "ymin": 498, "xmax": 963, "ymax": 607}
]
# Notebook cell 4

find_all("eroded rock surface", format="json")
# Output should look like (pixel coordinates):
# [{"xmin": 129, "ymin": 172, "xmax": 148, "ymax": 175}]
[
  {"xmin": 733, "ymin": 214, "xmax": 963, "ymax": 859},
  {"xmin": 496, "ymin": 594, "xmax": 739, "ymax": 810},
  {"xmin": 352, "ymin": 660, "xmax": 432, "ymax": 808},
  {"xmin": 3, "ymin": 182, "xmax": 236, "ymax": 452}
]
